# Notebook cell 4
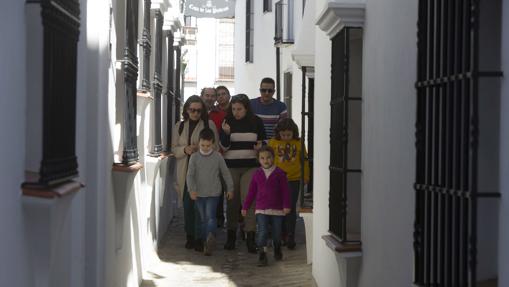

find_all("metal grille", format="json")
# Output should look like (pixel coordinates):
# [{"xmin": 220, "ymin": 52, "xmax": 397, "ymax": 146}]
[
  {"xmin": 329, "ymin": 28, "xmax": 361, "ymax": 242},
  {"xmin": 121, "ymin": 0, "xmax": 140, "ymax": 164},
  {"xmin": 412, "ymin": 0, "xmax": 491, "ymax": 285},
  {"xmin": 245, "ymin": 0, "xmax": 254, "ymax": 63},
  {"xmin": 149, "ymin": 11, "xmax": 163, "ymax": 156},
  {"xmin": 38, "ymin": 0, "xmax": 81, "ymax": 184}
]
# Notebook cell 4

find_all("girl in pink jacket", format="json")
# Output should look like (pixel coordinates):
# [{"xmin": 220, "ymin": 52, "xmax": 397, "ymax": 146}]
[{"xmin": 242, "ymin": 146, "xmax": 290, "ymax": 266}]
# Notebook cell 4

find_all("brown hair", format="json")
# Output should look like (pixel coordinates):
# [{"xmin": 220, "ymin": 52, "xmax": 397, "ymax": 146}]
[
  {"xmin": 182, "ymin": 95, "xmax": 208, "ymax": 123},
  {"xmin": 257, "ymin": 145, "xmax": 275, "ymax": 158},
  {"xmin": 274, "ymin": 118, "xmax": 300, "ymax": 140}
]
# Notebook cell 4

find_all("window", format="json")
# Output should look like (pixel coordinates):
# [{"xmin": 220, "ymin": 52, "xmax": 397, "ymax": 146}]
[
  {"xmin": 149, "ymin": 11, "xmax": 164, "ymax": 156},
  {"xmin": 23, "ymin": 0, "xmax": 81, "ymax": 186},
  {"xmin": 217, "ymin": 19, "xmax": 235, "ymax": 81},
  {"xmin": 166, "ymin": 31, "xmax": 175, "ymax": 151},
  {"xmin": 274, "ymin": 0, "xmax": 294, "ymax": 45},
  {"xmin": 329, "ymin": 28, "xmax": 363, "ymax": 243},
  {"xmin": 121, "ymin": 0, "xmax": 140, "ymax": 164},
  {"xmin": 140, "ymin": 0, "xmax": 151, "ymax": 92},
  {"xmin": 413, "ymin": 0, "xmax": 502, "ymax": 285},
  {"xmin": 283, "ymin": 72, "xmax": 292, "ymax": 115},
  {"xmin": 263, "ymin": 0, "xmax": 272, "ymax": 12},
  {"xmin": 245, "ymin": 0, "xmax": 254, "ymax": 63}
]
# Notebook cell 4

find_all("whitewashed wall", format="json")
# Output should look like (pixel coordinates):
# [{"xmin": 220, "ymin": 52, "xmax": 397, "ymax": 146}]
[
  {"xmin": 498, "ymin": 0, "xmax": 509, "ymax": 286},
  {"xmin": 234, "ymin": 0, "xmax": 276, "ymax": 98},
  {"xmin": 357, "ymin": 0, "xmax": 417, "ymax": 285},
  {"xmin": 0, "ymin": 0, "xmax": 29, "ymax": 286}
]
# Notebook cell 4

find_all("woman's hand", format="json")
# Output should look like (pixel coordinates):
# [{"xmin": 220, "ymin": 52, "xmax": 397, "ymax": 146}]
[
  {"xmin": 226, "ymin": 191, "xmax": 234, "ymax": 200},
  {"xmin": 184, "ymin": 145, "xmax": 197, "ymax": 155},
  {"xmin": 222, "ymin": 120, "xmax": 231, "ymax": 135},
  {"xmin": 241, "ymin": 209, "xmax": 247, "ymax": 217},
  {"xmin": 190, "ymin": 191, "xmax": 198, "ymax": 200}
]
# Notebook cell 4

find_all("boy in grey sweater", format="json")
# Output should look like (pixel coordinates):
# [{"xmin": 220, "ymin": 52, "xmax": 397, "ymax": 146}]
[{"xmin": 187, "ymin": 128, "xmax": 234, "ymax": 255}]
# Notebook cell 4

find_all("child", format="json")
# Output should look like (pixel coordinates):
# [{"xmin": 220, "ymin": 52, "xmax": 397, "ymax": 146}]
[
  {"xmin": 187, "ymin": 128, "xmax": 234, "ymax": 256},
  {"xmin": 242, "ymin": 146, "xmax": 290, "ymax": 266},
  {"xmin": 268, "ymin": 118, "xmax": 310, "ymax": 250}
]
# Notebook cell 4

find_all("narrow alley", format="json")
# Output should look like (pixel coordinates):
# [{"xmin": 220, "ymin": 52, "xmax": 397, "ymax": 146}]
[{"xmin": 141, "ymin": 209, "xmax": 313, "ymax": 287}]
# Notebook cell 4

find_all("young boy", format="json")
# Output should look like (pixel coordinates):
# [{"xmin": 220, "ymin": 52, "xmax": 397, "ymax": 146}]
[
  {"xmin": 242, "ymin": 146, "xmax": 290, "ymax": 266},
  {"xmin": 187, "ymin": 128, "xmax": 234, "ymax": 255}
]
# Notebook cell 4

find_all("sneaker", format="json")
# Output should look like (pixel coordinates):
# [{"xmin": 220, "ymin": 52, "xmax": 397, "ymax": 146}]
[{"xmin": 204, "ymin": 233, "xmax": 215, "ymax": 256}]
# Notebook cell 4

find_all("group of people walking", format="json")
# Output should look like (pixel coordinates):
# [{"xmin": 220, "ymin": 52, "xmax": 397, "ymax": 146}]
[{"xmin": 171, "ymin": 78, "xmax": 309, "ymax": 266}]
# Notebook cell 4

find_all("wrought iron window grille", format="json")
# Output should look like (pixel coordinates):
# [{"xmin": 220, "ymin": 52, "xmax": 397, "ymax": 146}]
[{"xmin": 413, "ymin": 0, "xmax": 503, "ymax": 286}]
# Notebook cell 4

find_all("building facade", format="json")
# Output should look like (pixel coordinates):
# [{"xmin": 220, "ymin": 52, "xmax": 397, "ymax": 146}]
[
  {"xmin": 0, "ymin": 0, "xmax": 185, "ymax": 286},
  {"xmin": 183, "ymin": 16, "xmax": 235, "ymax": 99},
  {"xmin": 234, "ymin": 0, "xmax": 508, "ymax": 286}
]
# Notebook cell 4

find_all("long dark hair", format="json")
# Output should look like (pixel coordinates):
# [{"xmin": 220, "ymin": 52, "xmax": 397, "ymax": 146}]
[
  {"xmin": 182, "ymin": 95, "xmax": 208, "ymax": 123},
  {"xmin": 274, "ymin": 118, "xmax": 300, "ymax": 140},
  {"xmin": 225, "ymin": 94, "xmax": 256, "ymax": 123}
]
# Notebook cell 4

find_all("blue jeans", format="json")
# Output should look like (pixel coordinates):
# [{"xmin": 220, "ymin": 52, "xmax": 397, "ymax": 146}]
[
  {"xmin": 195, "ymin": 196, "xmax": 220, "ymax": 241},
  {"xmin": 256, "ymin": 214, "xmax": 284, "ymax": 248}
]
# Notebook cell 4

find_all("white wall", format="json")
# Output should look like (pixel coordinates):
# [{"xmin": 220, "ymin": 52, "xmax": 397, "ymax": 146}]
[
  {"xmin": 498, "ymin": 0, "xmax": 509, "ymax": 285},
  {"xmin": 0, "ymin": 1, "xmax": 30, "ymax": 286},
  {"xmin": 358, "ymin": 0, "xmax": 417, "ymax": 286},
  {"xmin": 311, "ymin": 0, "xmax": 417, "ymax": 286},
  {"xmin": 311, "ymin": 2, "xmax": 342, "ymax": 286},
  {"xmin": 234, "ymin": 0, "xmax": 276, "ymax": 97}
]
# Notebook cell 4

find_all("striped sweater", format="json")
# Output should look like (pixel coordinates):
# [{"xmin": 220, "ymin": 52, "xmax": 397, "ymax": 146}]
[
  {"xmin": 250, "ymin": 97, "xmax": 288, "ymax": 139},
  {"xmin": 219, "ymin": 115, "xmax": 266, "ymax": 168}
]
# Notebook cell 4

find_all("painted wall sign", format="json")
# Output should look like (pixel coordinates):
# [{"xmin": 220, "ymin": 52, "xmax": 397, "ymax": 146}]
[{"xmin": 185, "ymin": 0, "xmax": 235, "ymax": 18}]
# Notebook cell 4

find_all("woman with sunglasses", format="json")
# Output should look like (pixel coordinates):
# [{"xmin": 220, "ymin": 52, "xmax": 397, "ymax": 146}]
[
  {"xmin": 220, "ymin": 94, "xmax": 266, "ymax": 253},
  {"xmin": 172, "ymin": 95, "xmax": 219, "ymax": 251}
]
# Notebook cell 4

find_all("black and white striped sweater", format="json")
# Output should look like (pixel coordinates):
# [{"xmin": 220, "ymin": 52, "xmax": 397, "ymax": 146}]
[{"xmin": 219, "ymin": 115, "xmax": 266, "ymax": 168}]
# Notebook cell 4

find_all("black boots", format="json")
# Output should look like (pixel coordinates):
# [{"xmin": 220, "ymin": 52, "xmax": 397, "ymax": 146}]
[
  {"xmin": 274, "ymin": 242, "xmax": 283, "ymax": 261},
  {"xmin": 185, "ymin": 235, "xmax": 194, "ymax": 249},
  {"xmin": 257, "ymin": 250, "xmax": 268, "ymax": 267},
  {"xmin": 246, "ymin": 231, "xmax": 257, "ymax": 254},
  {"xmin": 224, "ymin": 229, "xmax": 236, "ymax": 250},
  {"xmin": 194, "ymin": 239, "xmax": 204, "ymax": 252},
  {"xmin": 286, "ymin": 234, "xmax": 296, "ymax": 250}
]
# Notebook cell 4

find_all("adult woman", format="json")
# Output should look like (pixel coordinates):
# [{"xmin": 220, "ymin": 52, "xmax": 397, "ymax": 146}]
[
  {"xmin": 172, "ymin": 95, "xmax": 219, "ymax": 251},
  {"xmin": 220, "ymin": 94, "xmax": 266, "ymax": 253}
]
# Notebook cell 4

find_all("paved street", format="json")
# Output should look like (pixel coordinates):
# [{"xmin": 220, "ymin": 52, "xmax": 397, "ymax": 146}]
[{"xmin": 141, "ymin": 208, "xmax": 314, "ymax": 287}]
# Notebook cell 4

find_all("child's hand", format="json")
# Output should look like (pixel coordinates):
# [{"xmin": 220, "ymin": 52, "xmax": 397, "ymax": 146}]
[
  {"xmin": 241, "ymin": 209, "xmax": 247, "ymax": 217},
  {"xmin": 283, "ymin": 208, "xmax": 291, "ymax": 215},
  {"xmin": 222, "ymin": 120, "xmax": 231, "ymax": 135},
  {"xmin": 253, "ymin": 141, "xmax": 262, "ymax": 151},
  {"xmin": 226, "ymin": 191, "xmax": 234, "ymax": 200},
  {"xmin": 190, "ymin": 191, "xmax": 198, "ymax": 200}
]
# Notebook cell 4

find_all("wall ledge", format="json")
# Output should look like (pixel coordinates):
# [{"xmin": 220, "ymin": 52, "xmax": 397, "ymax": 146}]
[
  {"xmin": 112, "ymin": 162, "xmax": 143, "ymax": 173},
  {"xmin": 22, "ymin": 179, "xmax": 83, "ymax": 199},
  {"xmin": 322, "ymin": 234, "xmax": 362, "ymax": 258}
]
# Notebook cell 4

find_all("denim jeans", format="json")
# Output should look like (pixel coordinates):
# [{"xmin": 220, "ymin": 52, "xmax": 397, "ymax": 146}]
[
  {"xmin": 256, "ymin": 214, "xmax": 284, "ymax": 248},
  {"xmin": 195, "ymin": 196, "xmax": 220, "ymax": 241}
]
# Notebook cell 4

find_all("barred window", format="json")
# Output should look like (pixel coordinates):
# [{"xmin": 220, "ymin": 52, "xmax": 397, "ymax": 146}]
[{"xmin": 329, "ymin": 28, "xmax": 363, "ymax": 243}]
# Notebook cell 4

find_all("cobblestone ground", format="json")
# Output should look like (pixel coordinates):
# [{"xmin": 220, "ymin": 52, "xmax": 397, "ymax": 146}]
[{"xmin": 141, "ymin": 208, "xmax": 313, "ymax": 287}]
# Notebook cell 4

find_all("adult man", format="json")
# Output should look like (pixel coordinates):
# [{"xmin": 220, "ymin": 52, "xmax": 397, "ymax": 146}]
[
  {"xmin": 201, "ymin": 87, "xmax": 225, "ymax": 132},
  {"xmin": 250, "ymin": 77, "xmax": 288, "ymax": 139},
  {"xmin": 216, "ymin": 85, "xmax": 231, "ymax": 112}
]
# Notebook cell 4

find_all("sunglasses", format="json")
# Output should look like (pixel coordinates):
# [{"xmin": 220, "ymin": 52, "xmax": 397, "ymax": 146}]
[
  {"xmin": 187, "ymin": 108, "xmax": 202, "ymax": 114},
  {"xmin": 259, "ymin": 88, "xmax": 275, "ymax": 94}
]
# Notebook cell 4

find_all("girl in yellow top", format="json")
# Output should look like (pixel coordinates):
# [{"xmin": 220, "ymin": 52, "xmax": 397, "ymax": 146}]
[{"xmin": 268, "ymin": 118, "xmax": 310, "ymax": 249}]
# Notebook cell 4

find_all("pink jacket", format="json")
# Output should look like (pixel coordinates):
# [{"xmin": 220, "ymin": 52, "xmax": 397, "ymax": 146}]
[{"xmin": 242, "ymin": 167, "xmax": 290, "ymax": 211}]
